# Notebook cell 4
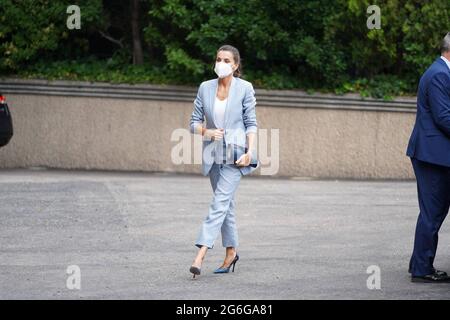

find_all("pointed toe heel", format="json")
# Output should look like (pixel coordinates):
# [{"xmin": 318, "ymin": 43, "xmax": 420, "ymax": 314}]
[
  {"xmin": 190, "ymin": 266, "xmax": 201, "ymax": 279},
  {"xmin": 213, "ymin": 254, "xmax": 239, "ymax": 274}
]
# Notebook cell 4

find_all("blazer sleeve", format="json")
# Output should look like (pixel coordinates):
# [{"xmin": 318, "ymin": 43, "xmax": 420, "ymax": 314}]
[
  {"xmin": 242, "ymin": 83, "xmax": 258, "ymax": 135},
  {"xmin": 190, "ymin": 83, "xmax": 205, "ymax": 134},
  {"xmin": 429, "ymin": 72, "xmax": 450, "ymax": 137}
]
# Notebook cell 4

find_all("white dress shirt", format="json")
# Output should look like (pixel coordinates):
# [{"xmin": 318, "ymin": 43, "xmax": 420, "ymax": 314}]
[
  {"xmin": 213, "ymin": 96, "xmax": 228, "ymax": 163},
  {"xmin": 440, "ymin": 56, "xmax": 450, "ymax": 71},
  {"xmin": 214, "ymin": 96, "xmax": 227, "ymax": 129}
]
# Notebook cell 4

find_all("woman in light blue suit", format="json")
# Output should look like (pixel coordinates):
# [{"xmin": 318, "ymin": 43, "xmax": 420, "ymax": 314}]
[{"xmin": 189, "ymin": 45, "xmax": 259, "ymax": 278}]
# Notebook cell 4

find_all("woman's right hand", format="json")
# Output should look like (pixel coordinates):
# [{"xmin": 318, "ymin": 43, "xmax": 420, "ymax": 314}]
[{"xmin": 204, "ymin": 128, "xmax": 224, "ymax": 141}]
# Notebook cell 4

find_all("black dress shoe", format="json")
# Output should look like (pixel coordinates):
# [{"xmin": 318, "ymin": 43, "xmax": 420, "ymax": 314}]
[
  {"xmin": 433, "ymin": 269, "xmax": 448, "ymax": 277},
  {"xmin": 408, "ymin": 268, "xmax": 447, "ymax": 276},
  {"xmin": 411, "ymin": 272, "xmax": 450, "ymax": 283}
]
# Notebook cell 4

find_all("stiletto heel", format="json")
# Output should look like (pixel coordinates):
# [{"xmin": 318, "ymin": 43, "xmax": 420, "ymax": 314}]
[
  {"xmin": 214, "ymin": 254, "xmax": 239, "ymax": 274},
  {"xmin": 190, "ymin": 253, "xmax": 205, "ymax": 278},
  {"xmin": 190, "ymin": 265, "xmax": 201, "ymax": 278}
]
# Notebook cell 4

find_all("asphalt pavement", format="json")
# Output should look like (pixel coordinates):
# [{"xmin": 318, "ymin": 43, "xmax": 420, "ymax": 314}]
[{"xmin": 0, "ymin": 168, "xmax": 449, "ymax": 299}]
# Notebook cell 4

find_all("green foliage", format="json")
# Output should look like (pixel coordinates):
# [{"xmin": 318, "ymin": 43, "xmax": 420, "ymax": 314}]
[
  {"xmin": 335, "ymin": 75, "xmax": 414, "ymax": 100},
  {"xmin": 15, "ymin": 58, "xmax": 174, "ymax": 85},
  {"xmin": 1, "ymin": 0, "xmax": 449, "ymax": 99},
  {"xmin": 0, "ymin": 0, "xmax": 102, "ymax": 70},
  {"xmin": 165, "ymin": 45, "xmax": 206, "ymax": 81}
]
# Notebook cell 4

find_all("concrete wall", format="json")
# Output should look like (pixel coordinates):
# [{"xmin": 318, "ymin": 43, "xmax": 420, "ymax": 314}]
[{"xmin": 0, "ymin": 78, "xmax": 417, "ymax": 179}]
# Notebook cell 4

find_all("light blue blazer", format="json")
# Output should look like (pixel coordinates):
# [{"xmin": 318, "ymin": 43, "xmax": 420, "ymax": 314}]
[{"xmin": 190, "ymin": 76, "xmax": 259, "ymax": 176}]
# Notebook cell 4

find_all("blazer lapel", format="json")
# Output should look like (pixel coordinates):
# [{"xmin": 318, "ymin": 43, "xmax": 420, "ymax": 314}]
[
  {"xmin": 209, "ymin": 78, "xmax": 219, "ymax": 128},
  {"xmin": 223, "ymin": 76, "xmax": 236, "ymax": 129}
]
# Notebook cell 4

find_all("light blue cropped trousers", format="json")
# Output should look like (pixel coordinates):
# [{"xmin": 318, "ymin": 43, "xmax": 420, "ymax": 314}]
[{"xmin": 195, "ymin": 140, "xmax": 242, "ymax": 249}]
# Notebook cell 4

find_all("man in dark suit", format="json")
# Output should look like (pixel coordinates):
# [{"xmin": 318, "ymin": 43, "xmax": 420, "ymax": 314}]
[{"xmin": 406, "ymin": 32, "xmax": 450, "ymax": 283}]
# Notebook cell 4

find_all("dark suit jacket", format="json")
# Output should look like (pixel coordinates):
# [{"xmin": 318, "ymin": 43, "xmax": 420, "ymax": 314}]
[{"xmin": 406, "ymin": 57, "xmax": 450, "ymax": 167}]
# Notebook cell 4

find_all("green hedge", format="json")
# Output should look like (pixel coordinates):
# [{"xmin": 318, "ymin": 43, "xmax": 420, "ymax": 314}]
[{"xmin": 1, "ymin": 0, "xmax": 449, "ymax": 99}]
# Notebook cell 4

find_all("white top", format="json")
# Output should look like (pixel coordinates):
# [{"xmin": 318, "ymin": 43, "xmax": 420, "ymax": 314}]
[
  {"xmin": 441, "ymin": 56, "xmax": 450, "ymax": 71},
  {"xmin": 214, "ymin": 96, "xmax": 228, "ymax": 129}
]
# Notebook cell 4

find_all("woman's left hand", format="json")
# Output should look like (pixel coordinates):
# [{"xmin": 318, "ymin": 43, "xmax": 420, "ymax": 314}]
[{"xmin": 235, "ymin": 152, "xmax": 252, "ymax": 166}]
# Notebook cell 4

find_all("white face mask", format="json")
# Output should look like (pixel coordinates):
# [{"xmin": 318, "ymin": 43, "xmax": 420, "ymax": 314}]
[{"xmin": 214, "ymin": 61, "xmax": 234, "ymax": 78}]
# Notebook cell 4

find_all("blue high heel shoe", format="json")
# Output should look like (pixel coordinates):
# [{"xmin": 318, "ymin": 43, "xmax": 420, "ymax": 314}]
[{"xmin": 214, "ymin": 254, "xmax": 239, "ymax": 274}]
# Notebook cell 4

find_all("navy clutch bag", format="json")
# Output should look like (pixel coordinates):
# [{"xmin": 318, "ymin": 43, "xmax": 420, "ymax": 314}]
[{"xmin": 227, "ymin": 143, "xmax": 258, "ymax": 168}]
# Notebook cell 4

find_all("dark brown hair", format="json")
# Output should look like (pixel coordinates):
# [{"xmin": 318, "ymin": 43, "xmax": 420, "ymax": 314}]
[{"xmin": 216, "ymin": 44, "xmax": 242, "ymax": 77}]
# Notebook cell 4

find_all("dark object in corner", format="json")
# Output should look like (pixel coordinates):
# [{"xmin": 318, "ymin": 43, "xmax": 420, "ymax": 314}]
[{"xmin": 0, "ymin": 94, "xmax": 13, "ymax": 147}]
